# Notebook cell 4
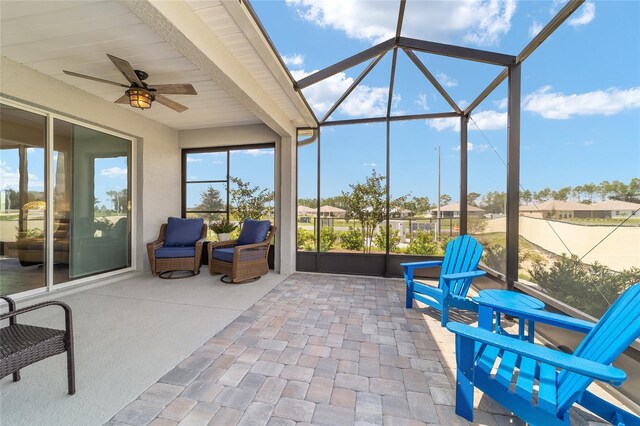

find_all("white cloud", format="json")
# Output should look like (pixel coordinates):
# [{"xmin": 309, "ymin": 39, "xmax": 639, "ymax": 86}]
[
  {"xmin": 429, "ymin": 109, "xmax": 507, "ymax": 132},
  {"xmin": 528, "ymin": 20, "xmax": 543, "ymax": 38},
  {"xmin": 286, "ymin": 0, "xmax": 516, "ymax": 46},
  {"xmin": 186, "ymin": 157, "xmax": 202, "ymax": 163},
  {"xmin": 495, "ymin": 97, "xmax": 508, "ymax": 110},
  {"xmin": 523, "ymin": 86, "xmax": 640, "ymax": 119},
  {"xmin": 436, "ymin": 73, "xmax": 458, "ymax": 88},
  {"xmin": 471, "ymin": 110, "xmax": 508, "ymax": 130},
  {"xmin": 294, "ymin": 69, "xmax": 389, "ymax": 118},
  {"xmin": 282, "ymin": 53, "xmax": 305, "ymax": 68},
  {"xmin": 100, "ymin": 167, "xmax": 127, "ymax": 178},
  {"xmin": 453, "ymin": 142, "xmax": 489, "ymax": 152},
  {"xmin": 241, "ymin": 149, "xmax": 274, "ymax": 157},
  {"xmin": 429, "ymin": 117, "xmax": 459, "ymax": 132},
  {"xmin": 362, "ymin": 162, "xmax": 378, "ymax": 167},
  {"xmin": 0, "ymin": 167, "xmax": 44, "ymax": 191},
  {"xmin": 415, "ymin": 93, "xmax": 430, "ymax": 111},
  {"xmin": 568, "ymin": 2, "xmax": 595, "ymax": 27}
]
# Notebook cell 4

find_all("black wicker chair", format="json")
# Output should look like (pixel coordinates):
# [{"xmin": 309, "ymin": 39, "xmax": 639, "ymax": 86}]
[{"xmin": 0, "ymin": 296, "xmax": 75, "ymax": 394}]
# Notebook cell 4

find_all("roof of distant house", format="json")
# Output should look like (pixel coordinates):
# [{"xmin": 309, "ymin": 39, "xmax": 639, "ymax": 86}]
[
  {"xmin": 432, "ymin": 203, "xmax": 485, "ymax": 212},
  {"xmin": 520, "ymin": 199, "xmax": 640, "ymax": 212},
  {"xmin": 589, "ymin": 200, "xmax": 640, "ymax": 211},
  {"xmin": 320, "ymin": 205, "xmax": 346, "ymax": 213},
  {"xmin": 297, "ymin": 205, "xmax": 315, "ymax": 213}
]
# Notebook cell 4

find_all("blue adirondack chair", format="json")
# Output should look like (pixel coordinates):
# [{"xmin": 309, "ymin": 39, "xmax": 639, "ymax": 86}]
[
  {"xmin": 447, "ymin": 283, "xmax": 640, "ymax": 426},
  {"xmin": 402, "ymin": 235, "xmax": 486, "ymax": 326}
]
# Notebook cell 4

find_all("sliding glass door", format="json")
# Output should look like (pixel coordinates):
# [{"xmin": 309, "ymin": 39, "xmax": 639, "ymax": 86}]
[{"xmin": 0, "ymin": 102, "xmax": 133, "ymax": 296}]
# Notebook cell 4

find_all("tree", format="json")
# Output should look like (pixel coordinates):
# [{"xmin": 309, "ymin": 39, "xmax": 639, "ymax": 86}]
[
  {"xmin": 481, "ymin": 191, "xmax": 506, "ymax": 214},
  {"xmin": 440, "ymin": 194, "xmax": 452, "ymax": 206},
  {"xmin": 534, "ymin": 187, "xmax": 552, "ymax": 203},
  {"xmin": 195, "ymin": 185, "xmax": 224, "ymax": 226},
  {"xmin": 552, "ymin": 186, "xmax": 571, "ymax": 201},
  {"xmin": 403, "ymin": 196, "xmax": 431, "ymax": 217},
  {"xmin": 520, "ymin": 189, "xmax": 533, "ymax": 205},
  {"xmin": 106, "ymin": 190, "xmax": 119, "ymax": 212},
  {"xmin": 341, "ymin": 170, "xmax": 406, "ymax": 253},
  {"xmin": 230, "ymin": 177, "xmax": 274, "ymax": 224},
  {"xmin": 580, "ymin": 183, "xmax": 593, "ymax": 203},
  {"xmin": 467, "ymin": 192, "xmax": 481, "ymax": 206}
]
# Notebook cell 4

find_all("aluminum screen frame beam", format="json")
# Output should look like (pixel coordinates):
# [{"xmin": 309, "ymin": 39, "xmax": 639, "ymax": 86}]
[
  {"xmin": 464, "ymin": 0, "xmax": 584, "ymax": 115},
  {"xmin": 295, "ymin": 38, "xmax": 396, "ymax": 90},
  {"xmin": 321, "ymin": 111, "xmax": 460, "ymax": 127},
  {"xmin": 506, "ymin": 63, "xmax": 521, "ymax": 290},
  {"xmin": 460, "ymin": 115, "xmax": 469, "ymax": 235},
  {"xmin": 403, "ymin": 49, "xmax": 462, "ymax": 114},
  {"xmin": 397, "ymin": 37, "xmax": 515, "ymax": 66},
  {"xmin": 320, "ymin": 53, "xmax": 386, "ymax": 124}
]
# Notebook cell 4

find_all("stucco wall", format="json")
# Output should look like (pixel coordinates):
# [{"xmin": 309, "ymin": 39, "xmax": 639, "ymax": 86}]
[
  {"xmin": 179, "ymin": 126, "xmax": 297, "ymax": 275},
  {"xmin": 484, "ymin": 215, "xmax": 640, "ymax": 271},
  {"xmin": 1, "ymin": 57, "xmax": 180, "ymax": 273}
]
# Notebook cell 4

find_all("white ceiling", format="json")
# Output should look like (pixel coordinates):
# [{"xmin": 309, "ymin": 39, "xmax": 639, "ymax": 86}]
[{"xmin": 0, "ymin": 0, "xmax": 310, "ymax": 131}]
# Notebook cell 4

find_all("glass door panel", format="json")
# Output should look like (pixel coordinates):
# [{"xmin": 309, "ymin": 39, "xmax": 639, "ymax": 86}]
[
  {"xmin": 53, "ymin": 120, "xmax": 131, "ymax": 282},
  {"xmin": 0, "ymin": 105, "xmax": 47, "ymax": 295}
]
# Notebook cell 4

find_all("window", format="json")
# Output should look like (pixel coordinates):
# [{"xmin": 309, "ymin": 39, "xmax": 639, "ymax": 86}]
[{"xmin": 182, "ymin": 144, "xmax": 275, "ymax": 241}]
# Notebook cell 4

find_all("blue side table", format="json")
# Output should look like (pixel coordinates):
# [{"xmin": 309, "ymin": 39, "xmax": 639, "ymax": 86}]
[{"xmin": 473, "ymin": 289, "xmax": 545, "ymax": 342}]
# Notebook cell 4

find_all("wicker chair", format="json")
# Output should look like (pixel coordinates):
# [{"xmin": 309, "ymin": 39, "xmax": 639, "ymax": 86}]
[
  {"xmin": 0, "ymin": 296, "xmax": 75, "ymax": 395},
  {"xmin": 147, "ymin": 218, "xmax": 207, "ymax": 279},
  {"xmin": 208, "ymin": 222, "xmax": 275, "ymax": 283}
]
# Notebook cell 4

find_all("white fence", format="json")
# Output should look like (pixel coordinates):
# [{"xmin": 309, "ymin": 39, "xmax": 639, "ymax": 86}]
[{"xmin": 484, "ymin": 216, "xmax": 640, "ymax": 272}]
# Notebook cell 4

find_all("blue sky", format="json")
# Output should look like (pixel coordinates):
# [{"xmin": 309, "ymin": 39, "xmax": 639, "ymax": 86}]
[{"xmin": 253, "ymin": 0, "xmax": 640, "ymax": 202}]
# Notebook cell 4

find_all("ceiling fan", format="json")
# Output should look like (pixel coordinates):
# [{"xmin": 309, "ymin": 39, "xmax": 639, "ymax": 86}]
[{"xmin": 63, "ymin": 54, "xmax": 197, "ymax": 112}]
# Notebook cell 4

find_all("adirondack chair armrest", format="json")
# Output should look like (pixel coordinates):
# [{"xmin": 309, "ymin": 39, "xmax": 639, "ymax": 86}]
[
  {"xmin": 447, "ymin": 322, "xmax": 627, "ymax": 385},
  {"xmin": 485, "ymin": 304, "xmax": 596, "ymax": 334},
  {"xmin": 441, "ymin": 270, "xmax": 486, "ymax": 282},
  {"xmin": 401, "ymin": 261, "xmax": 443, "ymax": 280}
]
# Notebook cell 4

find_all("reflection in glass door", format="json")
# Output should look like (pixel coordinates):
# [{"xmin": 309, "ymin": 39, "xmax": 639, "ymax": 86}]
[
  {"xmin": 53, "ymin": 120, "xmax": 131, "ymax": 282},
  {"xmin": 0, "ymin": 105, "xmax": 47, "ymax": 295}
]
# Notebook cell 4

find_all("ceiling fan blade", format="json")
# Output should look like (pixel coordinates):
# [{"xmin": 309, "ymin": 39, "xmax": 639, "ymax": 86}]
[
  {"xmin": 107, "ymin": 54, "xmax": 143, "ymax": 86},
  {"xmin": 155, "ymin": 95, "xmax": 188, "ymax": 113},
  {"xmin": 63, "ymin": 70, "xmax": 129, "ymax": 88},
  {"xmin": 115, "ymin": 95, "xmax": 129, "ymax": 104},
  {"xmin": 149, "ymin": 84, "xmax": 197, "ymax": 95}
]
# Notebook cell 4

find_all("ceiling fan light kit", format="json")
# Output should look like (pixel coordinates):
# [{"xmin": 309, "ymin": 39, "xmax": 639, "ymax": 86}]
[
  {"xmin": 63, "ymin": 54, "xmax": 197, "ymax": 112},
  {"xmin": 127, "ymin": 87, "xmax": 153, "ymax": 110}
]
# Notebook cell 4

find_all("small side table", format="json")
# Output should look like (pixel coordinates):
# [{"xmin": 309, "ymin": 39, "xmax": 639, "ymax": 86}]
[{"xmin": 473, "ymin": 289, "xmax": 545, "ymax": 342}]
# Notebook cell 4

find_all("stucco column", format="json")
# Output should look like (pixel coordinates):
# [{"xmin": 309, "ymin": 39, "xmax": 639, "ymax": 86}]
[{"xmin": 277, "ymin": 134, "xmax": 296, "ymax": 275}]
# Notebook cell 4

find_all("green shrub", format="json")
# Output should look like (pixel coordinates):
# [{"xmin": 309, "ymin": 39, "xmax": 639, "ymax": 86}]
[
  {"xmin": 320, "ymin": 226, "xmax": 338, "ymax": 251},
  {"xmin": 373, "ymin": 226, "xmax": 400, "ymax": 252},
  {"xmin": 340, "ymin": 226, "xmax": 363, "ymax": 251},
  {"xmin": 297, "ymin": 228, "xmax": 315, "ymax": 251},
  {"xmin": 405, "ymin": 231, "xmax": 437, "ymax": 255},
  {"xmin": 528, "ymin": 254, "xmax": 640, "ymax": 318}
]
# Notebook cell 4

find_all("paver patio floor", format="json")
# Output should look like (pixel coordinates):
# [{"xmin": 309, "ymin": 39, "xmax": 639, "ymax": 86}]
[{"xmin": 109, "ymin": 273, "xmax": 607, "ymax": 426}]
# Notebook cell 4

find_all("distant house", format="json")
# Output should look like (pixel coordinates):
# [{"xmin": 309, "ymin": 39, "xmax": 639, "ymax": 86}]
[
  {"xmin": 390, "ymin": 207, "xmax": 412, "ymax": 218},
  {"xmin": 429, "ymin": 203, "xmax": 485, "ymax": 218},
  {"xmin": 297, "ymin": 205, "xmax": 315, "ymax": 215},
  {"xmin": 319, "ymin": 205, "xmax": 346, "ymax": 218},
  {"xmin": 520, "ymin": 200, "xmax": 640, "ymax": 219}
]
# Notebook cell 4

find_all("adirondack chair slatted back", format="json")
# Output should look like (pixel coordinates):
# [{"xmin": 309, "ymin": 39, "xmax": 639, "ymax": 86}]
[
  {"xmin": 557, "ymin": 283, "xmax": 640, "ymax": 415},
  {"xmin": 439, "ymin": 235, "xmax": 483, "ymax": 296}
]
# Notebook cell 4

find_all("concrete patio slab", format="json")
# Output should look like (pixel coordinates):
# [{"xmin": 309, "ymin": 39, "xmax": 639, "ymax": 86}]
[{"xmin": 0, "ymin": 270, "xmax": 286, "ymax": 426}]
